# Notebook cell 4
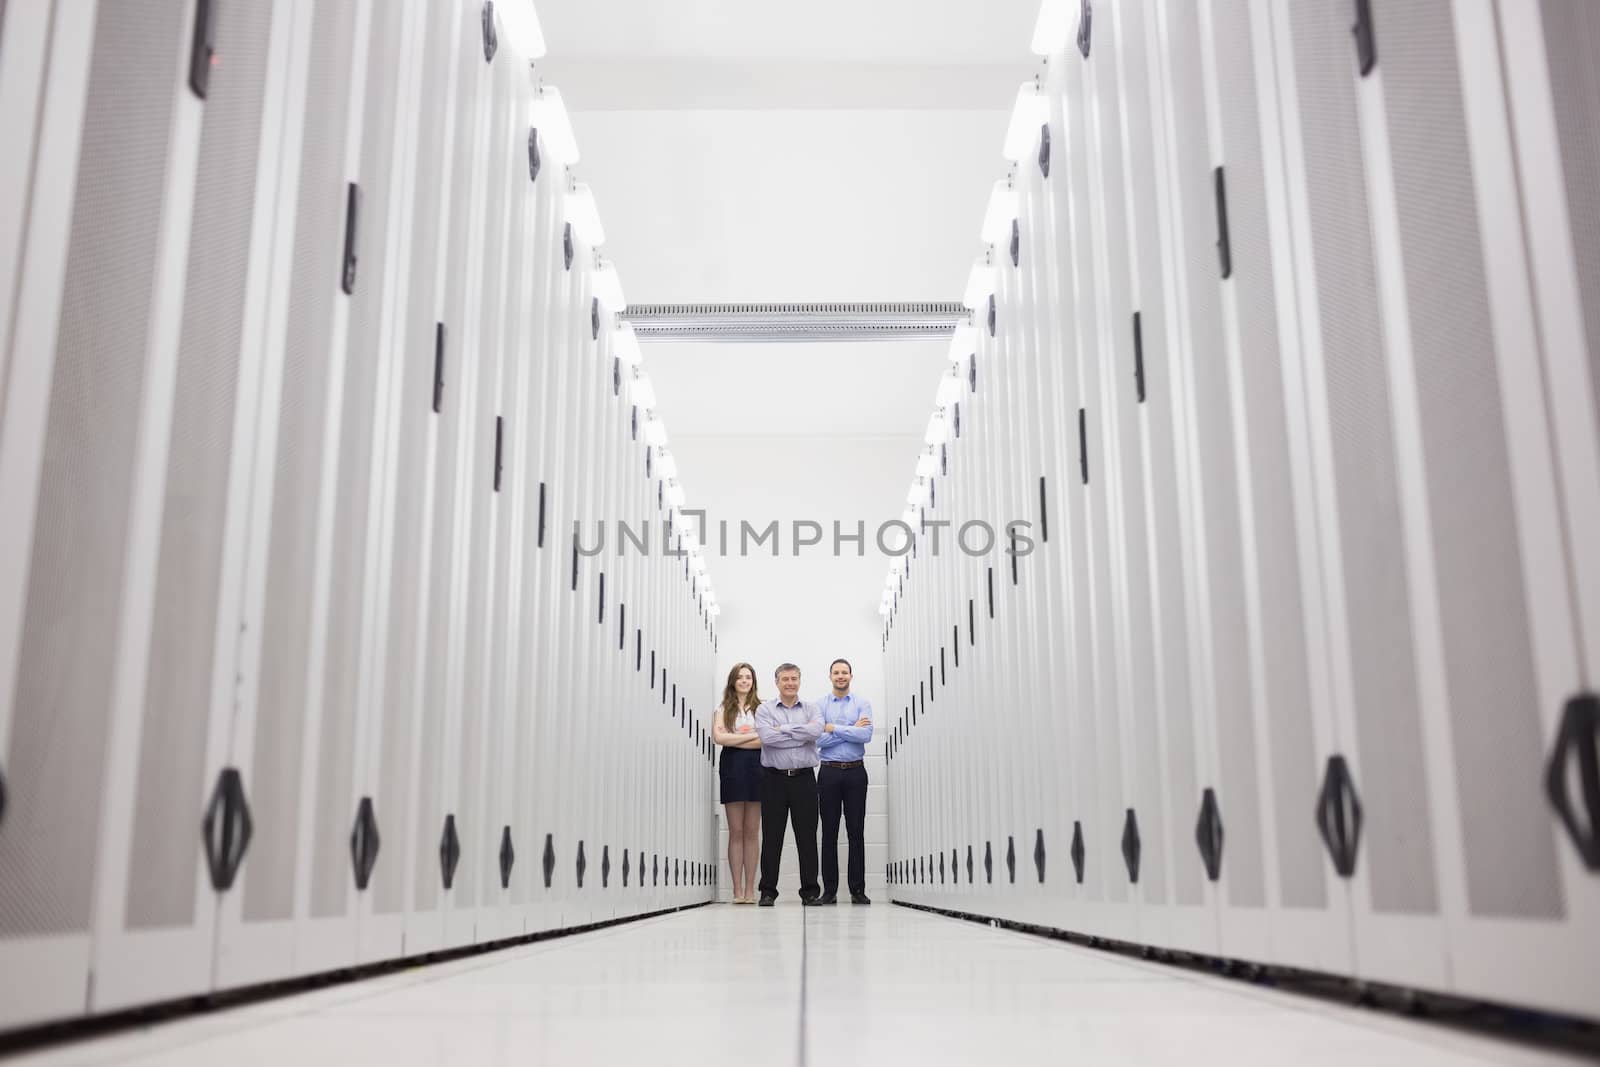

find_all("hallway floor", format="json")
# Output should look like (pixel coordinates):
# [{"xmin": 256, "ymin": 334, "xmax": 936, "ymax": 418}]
[{"xmin": 9, "ymin": 904, "xmax": 1587, "ymax": 1066}]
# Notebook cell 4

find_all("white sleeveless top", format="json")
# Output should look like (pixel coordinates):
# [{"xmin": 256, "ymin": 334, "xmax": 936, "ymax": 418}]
[{"xmin": 733, "ymin": 709, "xmax": 755, "ymax": 733}]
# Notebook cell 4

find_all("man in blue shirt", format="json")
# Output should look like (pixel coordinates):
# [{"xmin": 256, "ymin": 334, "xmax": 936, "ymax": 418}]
[{"xmin": 815, "ymin": 658, "xmax": 874, "ymax": 904}]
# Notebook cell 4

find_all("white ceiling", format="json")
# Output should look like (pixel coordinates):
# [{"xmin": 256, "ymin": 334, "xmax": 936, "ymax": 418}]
[
  {"xmin": 537, "ymin": 0, "xmax": 1038, "ymax": 63},
  {"xmin": 535, "ymin": 0, "xmax": 1029, "ymax": 615}
]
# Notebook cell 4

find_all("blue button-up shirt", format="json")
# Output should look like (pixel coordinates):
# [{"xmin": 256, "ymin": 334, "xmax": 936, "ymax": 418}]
[
  {"xmin": 756, "ymin": 697, "xmax": 824, "ymax": 770},
  {"xmin": 816, "ymin": 691, "xmax": 873, "ymax": 762}
]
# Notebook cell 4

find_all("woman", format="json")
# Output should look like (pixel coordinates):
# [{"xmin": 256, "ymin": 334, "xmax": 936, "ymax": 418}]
[{"xmin": 713, "ymin": 662, "xmax": 764, "ymax": 903}]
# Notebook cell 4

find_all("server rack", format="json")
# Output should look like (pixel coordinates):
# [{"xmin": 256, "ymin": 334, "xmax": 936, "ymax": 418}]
[
  {"xmin": 886, "ymin": 0, "xmax": 1600, "ymax": 1021},
  {"xmin": 0, "ymin": 0, "xmax": 719, "ymax": 1033}
]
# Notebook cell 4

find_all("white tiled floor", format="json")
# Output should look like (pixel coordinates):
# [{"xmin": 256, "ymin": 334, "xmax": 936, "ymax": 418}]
[{"xmin": 9, "ymin": 905, "xmax": 1588, "ymax": 1066}]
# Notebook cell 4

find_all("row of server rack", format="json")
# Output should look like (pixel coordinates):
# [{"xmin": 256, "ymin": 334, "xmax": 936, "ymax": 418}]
[
  {"xmin": 0, "ymin": 0, "xmax": 719, "ymax": 1033},
  {"xmin": 884, "ymin": 0, "xmax": 1600, "ymax": 1022}
]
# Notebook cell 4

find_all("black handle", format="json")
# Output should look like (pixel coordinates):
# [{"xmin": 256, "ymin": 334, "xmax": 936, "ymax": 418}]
[
  {"xmin": 602, "ymin": 845, "xmax": 611, "ymax": 889},
  {"xmin": 439, "ymin": 814, "xmax": 461, "ymax": 890},
  {"xmin": 493, "ymin": 415, "xmax": 504, "ymax": 492},
  {"xmin": 188, "ymin": 0, "xmax": 216, "ymax": 99},
  {"xmin": 987, "ymin": 565, "xmax": 995, "ymax": 618},
  {"xmin": 349, "ymin": 796, "xmax": 380, "ymax": 891},
  {"xmin": 1352, "ymin": 0, "xmax": 1377, "ymax": 77},
  {"xmin": 1545, "ymin": 693, "xmax": 1600, "ymax": 868},
  {"xmin": 952, "ymin": 624, "xmax": 960, "ymax": 669},
  {"xmin": 202, "ymin": 767, "xmax": 253, "ymax": 892},
  {"xmin": 1078, "ymin": 408, "xmax": 1089, "ymax": 484},
  {"xmin": 1010, "ymin": 219, "xmax": 1020, "ymax": 268},
  {"xmin": 1121, "ymin": 809, "xmax": 1141, "ymax": 884},
  {"xmin": 541, "ymin": 833, "xmax": 555, "ymax": 888},
  {"xmin": 1039, "ymin": 475, "xmax": 1050, "ymax": 542},
  {"xmin": 966, "ymin": 844, "xmax": 974, "ymax": 884},
  {"xmin": 341, "ymin": 182, "xmax": 361, "ymax": 295},
  {"xmin": 622, "ymin": 847, "xmax": 630, "ymax": 887},
  {"xmin": 618, "ymin": 602, "xmax": 626, "ymax": 650},
  {"xmin": 563, "ymin": 222, "xmax": 574, "ymax": 271},
  {"xmin": 432, "ymin": 322, "xmax": 446, "ymax": 413},
  {"xmin": 1196, "ymin": 787, "xmax": 1224, "ymax": 881},
  {"xmin": 537, "ymin": 482, "xmax": 547, "ymax": 547},
  {"xmin": 1132, "ymin": 311, "xmax": 1146, "ymax": 403},
  {"xmin": 635, "ymin": 628, "xmax": 643, "ymax": 671},
  {"xmin": 1071, "ymin": 821, "xmax": 1086, "ymax": 884},
  {"xmin": 570, "ymin": 537, "xmax": 579, "ymax": 592},
  {"xmin": 1006, "ymin": 835, "xmax": 1017, "ymax": 884},
  {"xmin": 528, "ymin": 126, "xmax": 541, "ymax": 183},
  {"xmin": 576, "ymin": 841, "xmax": 587, "ymax": 889},
  {"xmin": 1034, "ymin": 828, "xmax": 1047, "ymax": 883},
  {"xmin": 1077, "ymin": 0, "xmax": 1093, "ymax": 58},
  {"xmin": 1213, "ymin": 166, "xmax": 1232, "ymax": 280},
  {"xmin": 968, "ymin": 598, "xmax": 975, "ymax": 646},
  {"xmin": 987, "ymin": 294, "xmax": 997, "ymax": 337},
  {"xmin": 1038, "ymin": 122, "xmax": 1051, "ymax": 178},
  {"xmin": 594, "ymin": 298, "xmax": 602, "ymax": 343},
  {"xmin": 1315, "ymin": 755, "xmax": 1363, "ymax": 877},
  {"xmin": 481, "ymin": 0, "xmax": 498, "ymax": 61},
  {"xmin": 985, "ymin": 841, "xmax": 993, "ymax": 884},
  {"xmin": 939, "ymin": 646, "xmax": 946, "ymax": 686},
  {"xmin": 597, "ymin": 572, "xmax": 605, "ymax": 625}
]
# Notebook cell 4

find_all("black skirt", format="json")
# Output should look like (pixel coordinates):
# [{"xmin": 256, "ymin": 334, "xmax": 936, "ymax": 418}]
[{"xmin": 718, "ymin": 745, "xmax": 764, "ymax": 804}]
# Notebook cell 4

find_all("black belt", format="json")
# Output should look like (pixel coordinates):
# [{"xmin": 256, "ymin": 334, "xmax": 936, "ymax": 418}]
[
  {"xmin": 822, "ymin": 760, "xmax": 864, "ymax": 769},
  {"xmin": 765, "ymin": 766, "xmax": 815, "ymax": 777}
]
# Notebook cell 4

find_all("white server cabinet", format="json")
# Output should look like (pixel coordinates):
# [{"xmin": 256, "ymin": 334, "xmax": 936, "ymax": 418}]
[
  {"xmin": 1263, "ymin": 0, "xmax": 1595, "ymax": 1014},
  {"xmin": 0, "ymin": 0, "xmax": 214, "ymax": 1029},
  {"xmin": 886, "ymin": 0, "xmax": 1599, "ymax": 1023}
]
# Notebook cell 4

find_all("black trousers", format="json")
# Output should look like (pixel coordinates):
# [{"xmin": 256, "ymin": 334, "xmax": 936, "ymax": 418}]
[
  {"xmin": 759, "ymin": 767, "xmax": 819, "ymax": 899},
  {"xmin": 818, "ymin": 763, "xmax": 868, "ymax": 896}
]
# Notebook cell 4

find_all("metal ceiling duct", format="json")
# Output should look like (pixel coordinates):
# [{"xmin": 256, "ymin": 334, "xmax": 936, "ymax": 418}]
[{"xmin": 620, "ymin": 302, "xmax": 968, "ymax": 342}]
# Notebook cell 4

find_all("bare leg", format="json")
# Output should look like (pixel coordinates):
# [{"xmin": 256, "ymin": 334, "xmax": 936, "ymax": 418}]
[
  {"xmin": 724, "ymin": 803, "xmax": 744, "ymax": 898},
  {"xmin": 741, "ymin": 803, "xmax": 762, "ymax": 900}
]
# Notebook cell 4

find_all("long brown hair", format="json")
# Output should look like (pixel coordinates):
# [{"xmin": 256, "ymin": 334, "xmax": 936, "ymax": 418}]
[{"xmin": 720, "ymin": 662, "xmax": 760, "ymax": 729}]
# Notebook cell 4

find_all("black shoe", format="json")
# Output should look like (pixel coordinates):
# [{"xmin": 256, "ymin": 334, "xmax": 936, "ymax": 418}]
[
  {"xmin": 817, "ymin": 894, "xmax": 837, "ymax": 905},
  {"xmin": 851, "ymin": 892, "xmax": 872, "ymax": 905},
  {"xmin": 801, "ymin": 895, "xmax": 826, "ymax": 906},
  {"xmin": 758, "ymin": 893, "xmax": 776, "ymax": 907}
]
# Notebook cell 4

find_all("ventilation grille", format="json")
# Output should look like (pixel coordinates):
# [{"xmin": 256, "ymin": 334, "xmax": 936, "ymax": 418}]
[{"xmin": 622, "ymin": 302, "xmax": 968, "ymax": 342}]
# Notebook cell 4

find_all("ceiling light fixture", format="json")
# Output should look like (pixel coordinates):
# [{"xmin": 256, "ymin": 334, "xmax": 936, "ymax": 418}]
[
  {"xmin": 532, "ymin": 87, "xmax": 579, "ymax": 166},
  {"xmin": 1004, "ymin": 82, "xmax": 1049, "ymax": 162}
]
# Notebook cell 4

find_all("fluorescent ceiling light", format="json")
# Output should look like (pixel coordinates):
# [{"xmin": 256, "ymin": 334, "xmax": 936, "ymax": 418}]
[
  {"xmin": 962, "ymin": 264, "xmax": 995, "ymax": 310},
  {"xmin": 498, "ymin": 0, "xmax": 547, "ymax": 58},
  {"xmin": 936, "ymin": 371, "xmax": 963, "ymax": 407},
  {"xmin": 982, "ymin": 181, "xmax": 1018, "ymax": 245},
  {"xmin": 592, "ymin": 263, "xmax": 625, "ymax": 312},
  {"xmin": 565, "ymin": 183, "xmax": 605, "ymax": 247},
  {"xmin": 1031, "ymin": 0, "xmax": 1072, "ymax": 55},
  {"xmin": 614, "ymin": 324, "xmax": 642, "ymax": 365},
  {"xmin": 532, "ymin": 87, "xmax": 579, "ymax": 166},
  {"xmin": 629, "ymin": 372, "xmax": 656, "ymax": 410},
  {"xmin": 948, "ymin": 323, "xmax": 976, "ymax": 362},
  {"xmin": 1004, "ymin": 83, "xmax": 1049, "ymax": 162}
]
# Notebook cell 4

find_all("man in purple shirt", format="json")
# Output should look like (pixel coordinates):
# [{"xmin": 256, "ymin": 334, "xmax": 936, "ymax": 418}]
[{"xmin": 755, "ymin": 663, "xmax": 825, "ymax": 906}]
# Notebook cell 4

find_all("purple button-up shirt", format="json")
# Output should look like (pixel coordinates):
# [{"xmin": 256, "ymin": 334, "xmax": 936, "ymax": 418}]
[{"xmin": 756, "ymin": 697, "xmax": 824, "ymax": 770}]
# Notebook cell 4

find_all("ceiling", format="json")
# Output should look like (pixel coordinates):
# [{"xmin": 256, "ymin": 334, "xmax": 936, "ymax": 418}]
[
  {"xmin": 537, "ymin": 0, "xmax": 1038, "ymax": 63},
  {"xmin": 534, "ymin": 0, "xmax": 1032, "ymax": 592}
]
